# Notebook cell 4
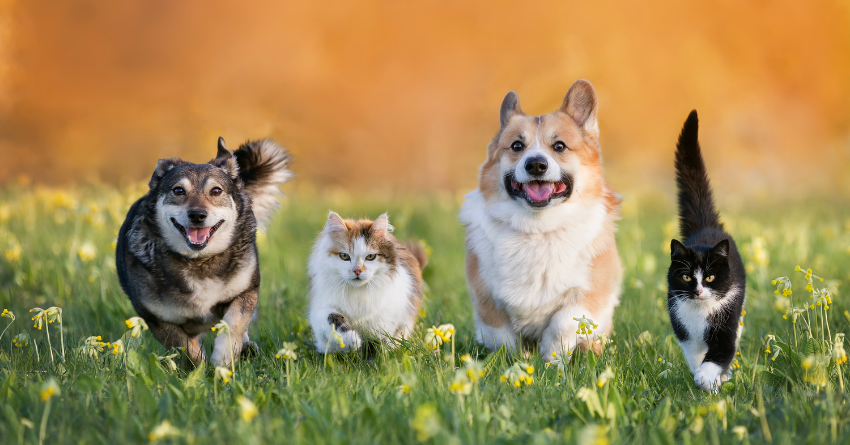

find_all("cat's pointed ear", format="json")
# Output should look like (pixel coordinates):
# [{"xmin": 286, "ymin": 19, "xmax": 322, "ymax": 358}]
[
  {"xmin": 711, "ymin": 239, "xmax": 730, "ymax": 258},
  {"xmin": 500, "ymin": 91, "xmax": 523, "ymax": 129},
  {"xmin": 371, "ymin": 213, "xmax": 395, "ymax": 237},
  {"xmin": 209, "ymin": 137, "xmax": 239, "ymax": 179},
  {"xmin": 670, "ymin": 239, "xmax": 687, "ymax": 257},
  {"xmin": 149, "ymin": 158, "xmax": 183, "ymax": 190},
  {"xmin": 325, "ymin": 211, "xmax": 346, "ymax": 233},
  {"xmin": 560, "ymin": 79, "xmax": 599, "ymax": 135}
]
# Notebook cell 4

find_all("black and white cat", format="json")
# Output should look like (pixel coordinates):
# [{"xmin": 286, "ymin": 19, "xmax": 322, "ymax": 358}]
[{"xmin": 667, "ymin": 110, "xmax": 746, "ymax": 392}]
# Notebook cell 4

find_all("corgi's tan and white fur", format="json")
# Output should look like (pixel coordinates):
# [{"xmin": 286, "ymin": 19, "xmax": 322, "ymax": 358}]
[{"xmin": 459, "ymin": 79, "xmax": 622, "ymax": 361}]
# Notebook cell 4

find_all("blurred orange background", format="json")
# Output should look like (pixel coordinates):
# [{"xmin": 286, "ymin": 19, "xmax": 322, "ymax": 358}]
[{"xmin": 0, "ymin": 0, "xmax": 847, "ymax": 197}]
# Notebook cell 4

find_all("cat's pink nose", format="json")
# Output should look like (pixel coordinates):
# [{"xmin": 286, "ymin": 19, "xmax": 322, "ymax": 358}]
[
  {"xmin": 353, "ymin": 268, "xmax": 362, "ymax": 276},
  {"xmin": 696, "ymin": 288, "xmax": 704, "ymax": 295}
]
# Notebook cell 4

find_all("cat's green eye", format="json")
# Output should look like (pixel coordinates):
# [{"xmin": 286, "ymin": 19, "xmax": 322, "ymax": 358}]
[
  {"xmin": 338, "ymin": 253, "xmax": 350, "ymax": 261},
  {"xmin": 682, "ymin": 275, "xmax": 692, "ymax": 282},
  {"xmin": 365, "ymin": 254, "xmax": 377, "ymax": 261},
  {"xmin": 705, "ymin": 275, "xmax": 715, "ymax": 283}
]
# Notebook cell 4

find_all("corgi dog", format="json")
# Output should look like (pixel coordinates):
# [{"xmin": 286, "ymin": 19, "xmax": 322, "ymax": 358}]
[{"xmin": 459, "ymin": 79, "xmax": 622, "ymax": 361}]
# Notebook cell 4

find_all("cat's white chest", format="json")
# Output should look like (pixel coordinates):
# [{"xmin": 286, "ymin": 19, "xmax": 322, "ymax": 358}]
[{"xmin": 673, "ymin": 297, "xmax": 724, "ymax": 372}]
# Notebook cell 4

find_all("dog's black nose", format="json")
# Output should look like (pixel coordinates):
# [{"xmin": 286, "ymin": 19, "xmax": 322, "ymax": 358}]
[
  {"xmin": 187, "ymin": 209, "xmax": 207, "ymax": 224},
  {"xmin": 524, "ymin": 156, "xmax": 548, "ymax": 176}
]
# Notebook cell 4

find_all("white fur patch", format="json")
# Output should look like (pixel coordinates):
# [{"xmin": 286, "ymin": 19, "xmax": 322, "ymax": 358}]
[
  {"xmin": 673, "ymin": 287, "xmax": 740, "ymax": 374},
  {"xmin": 460, "ymin": 188, "xmax": 619, "ymax": 358},
  {"xmin": 155, "ymin": 195, "xmax": 237, "ymax": 258},
  {"xmin": 307, "ymin": 230, "xmax": 418, "ymax": 353},
  {"xmin": 143, "ymin": 254, "xmax": 257, "ymax": 325},
  {"xmin": 694, "ymin": 361, "xmax": 725, "ymax": 392}
]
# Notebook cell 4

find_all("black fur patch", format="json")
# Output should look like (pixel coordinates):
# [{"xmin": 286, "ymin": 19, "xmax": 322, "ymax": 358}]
[{"xmin": 667, "ymin": 110, "xmax": 746, "ymax": 374}]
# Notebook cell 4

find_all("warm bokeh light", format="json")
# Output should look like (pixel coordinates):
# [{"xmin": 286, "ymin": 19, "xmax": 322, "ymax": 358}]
[{"xmin": 0, "ymin": 0, "xmax": 848, "ymax": 197}]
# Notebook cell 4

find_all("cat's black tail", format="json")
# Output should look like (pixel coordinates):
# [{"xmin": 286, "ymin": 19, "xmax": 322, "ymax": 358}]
[{"xmin": 675, "ymin": 110, "xmax": 723, "ymax": 239}]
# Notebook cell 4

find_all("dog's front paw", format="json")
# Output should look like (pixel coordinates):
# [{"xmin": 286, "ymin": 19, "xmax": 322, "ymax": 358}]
[
  {"xmin": 694, "ymin": 362, "xmax": 725, "ymax": 392},
  {"xmin": 211, "ymin": 337, "xmax": 242, "ymax": 368},
  {"xmin": 241, "ymin": 341, "xmax": 259, "ymax": 358}
]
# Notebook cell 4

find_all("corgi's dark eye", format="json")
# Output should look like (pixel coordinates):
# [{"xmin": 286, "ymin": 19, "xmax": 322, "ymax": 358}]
[
  {"xmin": 553, "ymin": 141, "xmax": 567, "ymax": 152},
  {"xmin": 210, "ymin": 187, "xmax": 223, "ymax": 196},
  {"xmin": 339, "ymin": 253, "xmax": 350, "ymax": 261},
  {"xmin": 682, "ymin": 275, "xmax": 692, "ymax": 282},
  {"xmin": 511, "ymin": 141, "xmax": 524, "ymax": 151},
  {"xmin": 172, "ymin": 187, "xmax": 185, "ymax": 196},
  {"xmin": 365, "ymin": 254, "xmax": 377, "ymax": 261}
]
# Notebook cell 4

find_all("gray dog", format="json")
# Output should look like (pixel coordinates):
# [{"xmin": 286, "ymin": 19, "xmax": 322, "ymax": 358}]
[{"xmin": 116, "ymin": 137, "xmax": 291, "ymax": 367}]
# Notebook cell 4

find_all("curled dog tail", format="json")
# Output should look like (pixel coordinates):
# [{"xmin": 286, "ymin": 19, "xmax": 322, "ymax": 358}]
[
  {"xmin": 233, "ymin": 139, "xmax": 293, "ymax": 230},
  {"xmin": 404, "ymin": 240, "xmax": 429, "ymax": 270},
  {"xmin": 675, "ymin": 110, "xmax": 723, "ymax": 239}
]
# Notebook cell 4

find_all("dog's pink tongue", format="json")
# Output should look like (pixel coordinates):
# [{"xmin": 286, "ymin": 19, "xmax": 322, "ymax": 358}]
[
  {"xmin": 186, "ymin": 227, "xmax": 211, "ymax": 244},
  {"xmin": 525, "ymin": 182, "xmax": 553, "ymax": 202}
]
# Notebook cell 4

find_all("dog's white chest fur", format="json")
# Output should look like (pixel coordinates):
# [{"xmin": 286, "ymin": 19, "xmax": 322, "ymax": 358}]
[
  {"xmin": 145, "ymin": 255, "xmax": 256, "ymax": 324},
  {"xmin": 460, "ymin": 191, "xmax": 607, "ymax": 334}
]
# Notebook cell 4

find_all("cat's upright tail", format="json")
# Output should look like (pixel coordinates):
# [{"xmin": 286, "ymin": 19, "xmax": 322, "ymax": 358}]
[
  {"xmin": 675, "ymin": 110, "xmax": 723, "ymax": 239},
  {"xmin": 404, "ymin": 240, "xmax": 429, "ymax": 270}
]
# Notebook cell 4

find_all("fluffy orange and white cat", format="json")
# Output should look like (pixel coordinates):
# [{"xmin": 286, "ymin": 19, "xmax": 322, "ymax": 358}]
[{"xmin": 308, "ymin": 212, "xmax": 427, "ymax": 353}]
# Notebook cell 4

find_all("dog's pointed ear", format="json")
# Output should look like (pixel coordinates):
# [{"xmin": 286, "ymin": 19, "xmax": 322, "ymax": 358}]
[
  {"xmin": 325, "ymin": 211, "xmax": 346, "ymax": 233},
  {"xmin": 500, "ymin": 91, "xmax": 523, "ymax": 129},
  {"xmin": 149, "ymin": 158, "xmax": 183, "ymax": 190},
  {"xmin": 209, "ymin": 137, "xmax": 239, "ymax": 179},
  {"xmin": 670, "ymin": 239, "xmax": 687, "ymax": 258},
  {"xmin": 371, "ymin": 213, "xmax": 395, "ymax": 237},
  {"xmin": 560, "ymin": 79, "xmax": 599, "ymax": 135}
]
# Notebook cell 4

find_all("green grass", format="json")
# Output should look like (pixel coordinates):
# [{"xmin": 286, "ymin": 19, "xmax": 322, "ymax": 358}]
[{"xmin": 1, "ymin": 185, "xmax": 850, "ymax": 444}]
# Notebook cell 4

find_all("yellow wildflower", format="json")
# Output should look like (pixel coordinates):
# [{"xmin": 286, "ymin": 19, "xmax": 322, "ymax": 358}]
[
  {"xmin": 148, "ymin": 420, "xmax": 180, "ymax": 441},
  {"xmin": 82, "ymin": 335, "xmax": 108, "ymax": 360},
  {"xmin": 215, "ymin": 366, "xmax": 233, "ymax": 383},
  {"xmin": 125, "ymin": 316, "xmax": 148, "ymax": 338},
  {"xmin": 12, "ymin": 332, "xmax": 29, "ymax": 347},
  {"xmin": 833, "ymin": 334, "xmax": 847, "ymax": 366},
  {"xmin": 40, "ymin": 378, "xmax": 60, "ymax": 402},
  {"xmin": 501, "ymin": 362, "xmax": 534, "ymax": 387},
  {"xmin": 110, "ymin": 339, "xmax": 124, "ymax": 355},
  {"xmin": 237, "ymin": 396, "xmax": 259, "ymax": 422},
  {"xmin": 1, "ymin": 308, "xmax": 14, "ymax": 321},
  {"xmin": 597, "ymin": 366, "xmax": 615, "ymax": 387},
  {"xmin": 77, "ymin": 242, "xmax": 97, "ymax": 263},
  {"xmin": 4, "ymin": 242, "xmax": 21, "ymax": 262},
  {"xmin": 275, "ymin": 341, "xmax": 299, "ymax": 360}
]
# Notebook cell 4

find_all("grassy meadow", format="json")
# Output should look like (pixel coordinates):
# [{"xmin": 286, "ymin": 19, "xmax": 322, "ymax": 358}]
[{"xmin": 1, "ymin": 184, "xmax": 850, "ymax": 444}]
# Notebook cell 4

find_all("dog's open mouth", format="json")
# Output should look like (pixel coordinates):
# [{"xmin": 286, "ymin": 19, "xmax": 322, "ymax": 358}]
[
  {"xmin": 171, "ymin": 218, "xmax": 225, "ymax": 249},
  {"xmin": 505, "ymin": 172, "xmax": 573, "ymax": 208}
]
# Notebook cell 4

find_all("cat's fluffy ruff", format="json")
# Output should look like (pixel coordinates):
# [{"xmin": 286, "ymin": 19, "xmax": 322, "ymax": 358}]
[
  {"xmin": 308, "ymin": 212, "xmax": 425, "ymax": 353},
  {"xmin": 460, "ymin": 80, "xmax": 623, "ymax": 362}
]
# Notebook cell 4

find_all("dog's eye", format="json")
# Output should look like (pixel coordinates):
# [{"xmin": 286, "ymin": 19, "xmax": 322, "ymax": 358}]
[
  {"xmin": 510, "ymin": 141, "xmax": 524, "ymax": 151},
  {"xmin": 553, "ymin": 141, "xmax": 567, "ymax": 152},
  {"xmin": 705, "ymin": 275, "xmax": 715, "ymax": 283},
  {"xmin": 365, "ymin": 254, "xmax": 377, "ymax": 261},
  {"xmin": 338, "ymin": 253, "xmax": 350, "ymax": 261},
  {"xmin": 210, "ymin": 187, "xmax": 223, "ymax": 196},
  {"xmin": 172, "ymin": 187, "xmax": 185, "ymax": 196},
  {"xmin": 682, "ymin": 275, "xmax": 692, "ymax": 282}
]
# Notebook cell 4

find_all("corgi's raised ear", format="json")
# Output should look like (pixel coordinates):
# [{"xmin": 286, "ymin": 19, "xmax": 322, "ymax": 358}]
[
  {"xmin": 500, "ymin": 91, "xmax": 524, "ymax": 129},
  {"xmin": 371, "ymin": 213, "xmax": 395, "ymax": 237},
  {"xmin": 209, "ymin": 136, "xmax": 239, "ymax": 179},
  {"xmin": 560, "ymin": 79, "xmax": 599, "ymax": 135},
  {"xmin": 149, "ymin": 158, "xmax": 183, "ymax": 190}
]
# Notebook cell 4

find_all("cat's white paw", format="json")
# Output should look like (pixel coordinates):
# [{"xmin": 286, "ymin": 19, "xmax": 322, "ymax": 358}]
[
  {"xmin": 340, "ymin": 329, "xmax": 362, "ymax": 352},
  {"xmin": 694, "ymin": 362, "xmax": 725, "ymax": 392}
]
